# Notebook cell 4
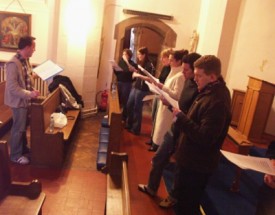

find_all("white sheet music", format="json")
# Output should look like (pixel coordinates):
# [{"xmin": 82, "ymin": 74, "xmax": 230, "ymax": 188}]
[
  {"xmin": 109, "ymin": 60, "xmax": 123, "ymax": 72},
  {"xmin": 138, "ymin": 65, "xmax": 159, "ymax": 83},
  {"xmin": 145, "ymin": 81, "xmax": 179, "ymax": 109},
  {"xmin": 221, "ymin": 150, "xmax": 275, "ymax": 176},
  {"xmin": 33, "ymin": 60, "xmax": 63, "ymax": 81}
]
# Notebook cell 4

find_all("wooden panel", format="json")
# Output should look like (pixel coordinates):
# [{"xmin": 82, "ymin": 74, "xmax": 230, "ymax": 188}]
[
  {"xmin": 106, "ymin": 152, "xmax": 130, "ymax": 215},
  {"xmin": 231, "ymin": 89, "xmax": 245, "ymax": 126},
  {"xmin": 0, "ymin": 141, "xmax": 11, "ymax": 199},
  {"xmin": 237, "ymin": 76, "xmax": 275, "ymax": 143},
  {"xmin": 0, "ymin": 192, "xmax": 46, "ymax": 215}
]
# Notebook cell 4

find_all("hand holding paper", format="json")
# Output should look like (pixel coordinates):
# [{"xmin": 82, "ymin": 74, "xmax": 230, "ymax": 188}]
[
  {"xmin": 137, "ymin": 65, "xmax": 159, "ymax": 83},
  {"xmin": 145, "ymin": 81, "xmax": 179, "ymax": 109},
  {"xmin": 221, "ymin": 150, "xmax": 275, "ymax": 176}
]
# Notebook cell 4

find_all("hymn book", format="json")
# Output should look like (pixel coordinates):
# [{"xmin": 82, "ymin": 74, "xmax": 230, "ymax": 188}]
[{"xmin": 33, "ymin": 60, "xmax": 63, "ymax": 81}]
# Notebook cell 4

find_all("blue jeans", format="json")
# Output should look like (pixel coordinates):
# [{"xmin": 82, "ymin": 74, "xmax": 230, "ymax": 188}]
[
  {"xmin": 126, "ymin": 88, "xmax": 147, "ymax": 134},
  {"xmin": 148, "ymin": 130, "xmax": 175, "ymax": 192},
  {"xmin": 10, "ymin": 107, "xmax": 28, "ymax": 161}
]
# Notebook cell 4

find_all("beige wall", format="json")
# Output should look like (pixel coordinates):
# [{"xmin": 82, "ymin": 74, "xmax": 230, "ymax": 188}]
[
  {"xmin": 0, "ymin": 0, "xmax": 274, "ymax": 134},
  {"xmin": 226, "ymin": 0, "xmax": 275, "ymax": 135}
]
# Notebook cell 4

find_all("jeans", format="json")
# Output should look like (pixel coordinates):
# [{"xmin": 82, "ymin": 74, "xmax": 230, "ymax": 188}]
[
  {"xmin": 10, "ymin": 107, "xmax": 28, "ymax": 161},
  {"xmin": 126, "ymin": 88, "xmax": 147, "ymax": 134},
  {"xmin": 148, "ymin": 130, "xmax": 175, "ymax": 192}
]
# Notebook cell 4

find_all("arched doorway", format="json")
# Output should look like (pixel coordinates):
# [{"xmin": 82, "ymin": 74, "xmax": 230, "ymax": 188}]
[{"xmin": 113, "ymin": 16, "xmax": 177, "ymax": 75}]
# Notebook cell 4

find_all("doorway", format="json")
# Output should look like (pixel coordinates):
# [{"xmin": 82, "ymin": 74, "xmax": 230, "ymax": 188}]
[{"xmin": 114, "ymin": 16, "xmax": 177, "ymax": 76}]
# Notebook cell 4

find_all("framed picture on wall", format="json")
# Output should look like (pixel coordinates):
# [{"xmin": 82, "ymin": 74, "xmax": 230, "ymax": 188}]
[{"xmin": 0, "ymin": 11, "xmax": 31, "ymax": 52}]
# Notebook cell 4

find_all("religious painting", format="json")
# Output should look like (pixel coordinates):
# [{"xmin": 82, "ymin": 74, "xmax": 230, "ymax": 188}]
[{"xmin": 0, "ymin": 11, "xmax": 31, "ymax": 52}]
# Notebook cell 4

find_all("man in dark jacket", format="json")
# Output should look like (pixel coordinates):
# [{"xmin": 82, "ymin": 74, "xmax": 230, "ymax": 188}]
[
  {"xmin": 138, "ymin": 53, "xmax": 201, "ymax": 198},
  {"xmin": 162, "ymin": 55, "xmax": 231, "ymax": 215}
]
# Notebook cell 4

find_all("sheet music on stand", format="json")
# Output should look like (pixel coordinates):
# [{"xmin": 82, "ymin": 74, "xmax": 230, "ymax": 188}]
[
  {"xmin": 33, "ymin": 60, "xmax": 63, "ymax": 81},
  {"xmin": 109, "ymin": 60, "xmax": 123, "ymax": 72},
  {"xmin": 221, "ymin": 150, "xmax": 275, "ymax": 176}
]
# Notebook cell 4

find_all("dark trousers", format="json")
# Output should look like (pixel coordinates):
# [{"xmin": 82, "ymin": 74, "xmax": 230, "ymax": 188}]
[
  {"xmin": 117, "ymin": 81, "xmax": 132, "ymax": 120},
  {"xmin": 256, "ymin": 184, "xmax": 275, "ymax": 215},
  {"xmin": 172, "ymin": 166, "xmax": 210, "ymax": 215},
  {"xmin": 126, "ymin": 88, "xmax": 147, "ymax": 134}
]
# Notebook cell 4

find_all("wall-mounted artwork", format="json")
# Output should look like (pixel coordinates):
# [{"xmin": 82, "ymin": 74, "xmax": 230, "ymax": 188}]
[{"xmin": 0, "ymin": 11, "xmax": 31, "ymax": 52}]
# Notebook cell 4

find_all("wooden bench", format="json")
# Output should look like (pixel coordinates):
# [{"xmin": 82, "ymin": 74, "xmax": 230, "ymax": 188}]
[
  {"xmin": 106, "ymin": 89, "xmax": 123, "ymax": 171},
  {"xmin": 0, "ymin": 81, "xmax": 12, "ymax": 137},
  {"xmin": 30, "ymin": 87, "xmax": 80, "ymax": 167},
  {"xmin": 0, "ymin": 141, "xmax": 46, "ymax": 214},
  {"xmin": 106, "ymin": 152, "xmax": 131, "ymax": 215},
  {"xmin": 224, "ymin": 126, "xmax": 254, "ymax": 192},
  {"xmin": 97, "ymin": 88, "xmax": 123, "ymax": 172}
]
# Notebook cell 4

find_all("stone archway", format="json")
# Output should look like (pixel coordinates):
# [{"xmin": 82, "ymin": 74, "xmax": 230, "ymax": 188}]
[{"xmin": 113, "ymin": 16, "xmax": 177, "ymax": 64}]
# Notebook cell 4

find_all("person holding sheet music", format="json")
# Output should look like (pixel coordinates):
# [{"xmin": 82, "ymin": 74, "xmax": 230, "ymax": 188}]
[
  {"xmin": 125, "ymin": 47, "xmax": 155, "ymax": 136},
  {"xmin": 5, "ymin": 36, "xmax": 40, "ymax": 165},
  {"xmin": 146, "ymin": 48, "xmax": 173, "ymax": 147},
  {"xmin": 113, "ymin": 49, "xmax": 137, "ymax": 121},
  {"xmin": 148, "ymin": 49, "xmax": 188, "ymax": 152},
  {"xmin": 256, "ymin": 140, "xmax": 275, "ymax": 215},
  {"xmin": 138, "ymin": 53, "xmax": 201, "ymax": 203},
  {"xmin": 162, "ymin": 55, "xmax": 231, "ymax": 214}
]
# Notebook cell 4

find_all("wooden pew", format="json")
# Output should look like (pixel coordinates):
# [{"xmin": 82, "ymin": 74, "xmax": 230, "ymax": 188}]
[
  {"xmin": 30, "ymin": 87, "xmax": 80, "ymax": 167},
  {"xmin": 106, "ymin": 152, "xmax": 131, "ymax": 215},
  {"xmin": 0, "ymin": 141, "xmax": 46, "ymax": 214},
  {"xmin": 100, "ymin": 88, "xmax": 123, "ymax": 172},
  {"xmin": 0, "ymin": 81, "xmax": 12, "ymax": 137}
]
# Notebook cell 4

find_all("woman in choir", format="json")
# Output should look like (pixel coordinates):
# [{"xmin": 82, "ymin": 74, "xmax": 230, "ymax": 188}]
[
  {"xmin": 149, "ymin": 49, "xmax": 188, "ymax": 151},
  {"xmin": 146, "ymin": 48, "xmax": 173, "ymax": 146},
  {"xmin": 125, "ymin": 47, "xmax": 155, "ymax": 136},
  {"xmin": 114, "ymin": 49, "xmax": 137, "ymax": 121}
]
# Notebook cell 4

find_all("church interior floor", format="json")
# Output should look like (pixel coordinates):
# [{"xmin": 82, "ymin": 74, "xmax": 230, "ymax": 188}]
[{"xmin": 4, "ymin": 104, "xmax": 175, "ymax": 215}]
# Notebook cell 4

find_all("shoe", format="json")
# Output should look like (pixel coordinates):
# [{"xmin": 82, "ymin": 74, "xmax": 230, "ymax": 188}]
[
  {"xmin": 22, "ymin": 146, "xmax": 31, "ymax": 155},
  {"xmin": 138, "ymin": 184, "xmax": 155, "ymax": 197},
  {"xmin": 148, "ymin": 143, "xmax": 159, "ymax": 152},
  {"xmin": 13, "ymin": 156, "xmax": 30, "ymax": 165},
  {"xmin": 145, "ymin": 139, "xmax": 153, "ymax": 145},
  {"xmin": 159, "ymin": 196, "xmax": 178, "ymax": 208},
  {"xmin": 124, "ymin": 124, "xmax": 132, "ymax": 130},
  {"xmin": 129, "ymin": 129, "xmax": 140, "ymax": 136}
]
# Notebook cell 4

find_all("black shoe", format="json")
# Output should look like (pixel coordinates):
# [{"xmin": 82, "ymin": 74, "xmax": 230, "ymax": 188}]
[
  {"xmin": 124, "ymin": 124, "xmax": 132, "ymax": 130},
  {"xmin": 145, "ymin": 139, "xmax": 153, "ymax": 145},
  {"xmin": 129, "ymin": 129, "xmax": 140, "ymax": 136},
  {"xmin": 148, "ymin": 144, "xmax": 159, "ymax": 152},
  {"xmin": 22, "ymin": 146, "xmax": 31, "ymax": 155}
]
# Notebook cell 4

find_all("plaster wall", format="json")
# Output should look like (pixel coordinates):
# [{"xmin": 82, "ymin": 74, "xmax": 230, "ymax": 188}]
[{"xmin": 226, "ymin": 0, "xmax": 275, "ymax": 135}]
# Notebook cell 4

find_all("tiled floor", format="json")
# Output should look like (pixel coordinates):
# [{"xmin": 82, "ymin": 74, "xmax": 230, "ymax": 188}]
[{"xmin": 6, "ymin": 108, "xmax": 174, "ymax": 215}]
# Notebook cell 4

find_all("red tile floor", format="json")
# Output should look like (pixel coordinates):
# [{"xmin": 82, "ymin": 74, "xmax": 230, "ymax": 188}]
[{"xmin": 5, "ymin": 107, "xmax": 175, "ymax": 215}]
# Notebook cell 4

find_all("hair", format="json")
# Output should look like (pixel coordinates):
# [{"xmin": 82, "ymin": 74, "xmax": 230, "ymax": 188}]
[
  {"xmin": 18, "ymin": 36, "xmax": 36, "ymax": 50},
  {"xmin": 171, "ymin": 49, "xmax": 189, "ymax": 63},
  {"xmin": 123, "ymin": 48, "xmax": 133, "ymax": 59},
  {"xmin": 137, "ymin": 46, "xmax": 149, "ymax": 63},
  {"xmin": 194, "ymin": 55, "xmax": 221, "ymax": 76},
  {"xmin": 182, "ymin": 53, "xmax": 202, "ymax": 71},
  {"xmin": 161, "ymin": 48, "xmax": 173, "ymax": 58}
]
